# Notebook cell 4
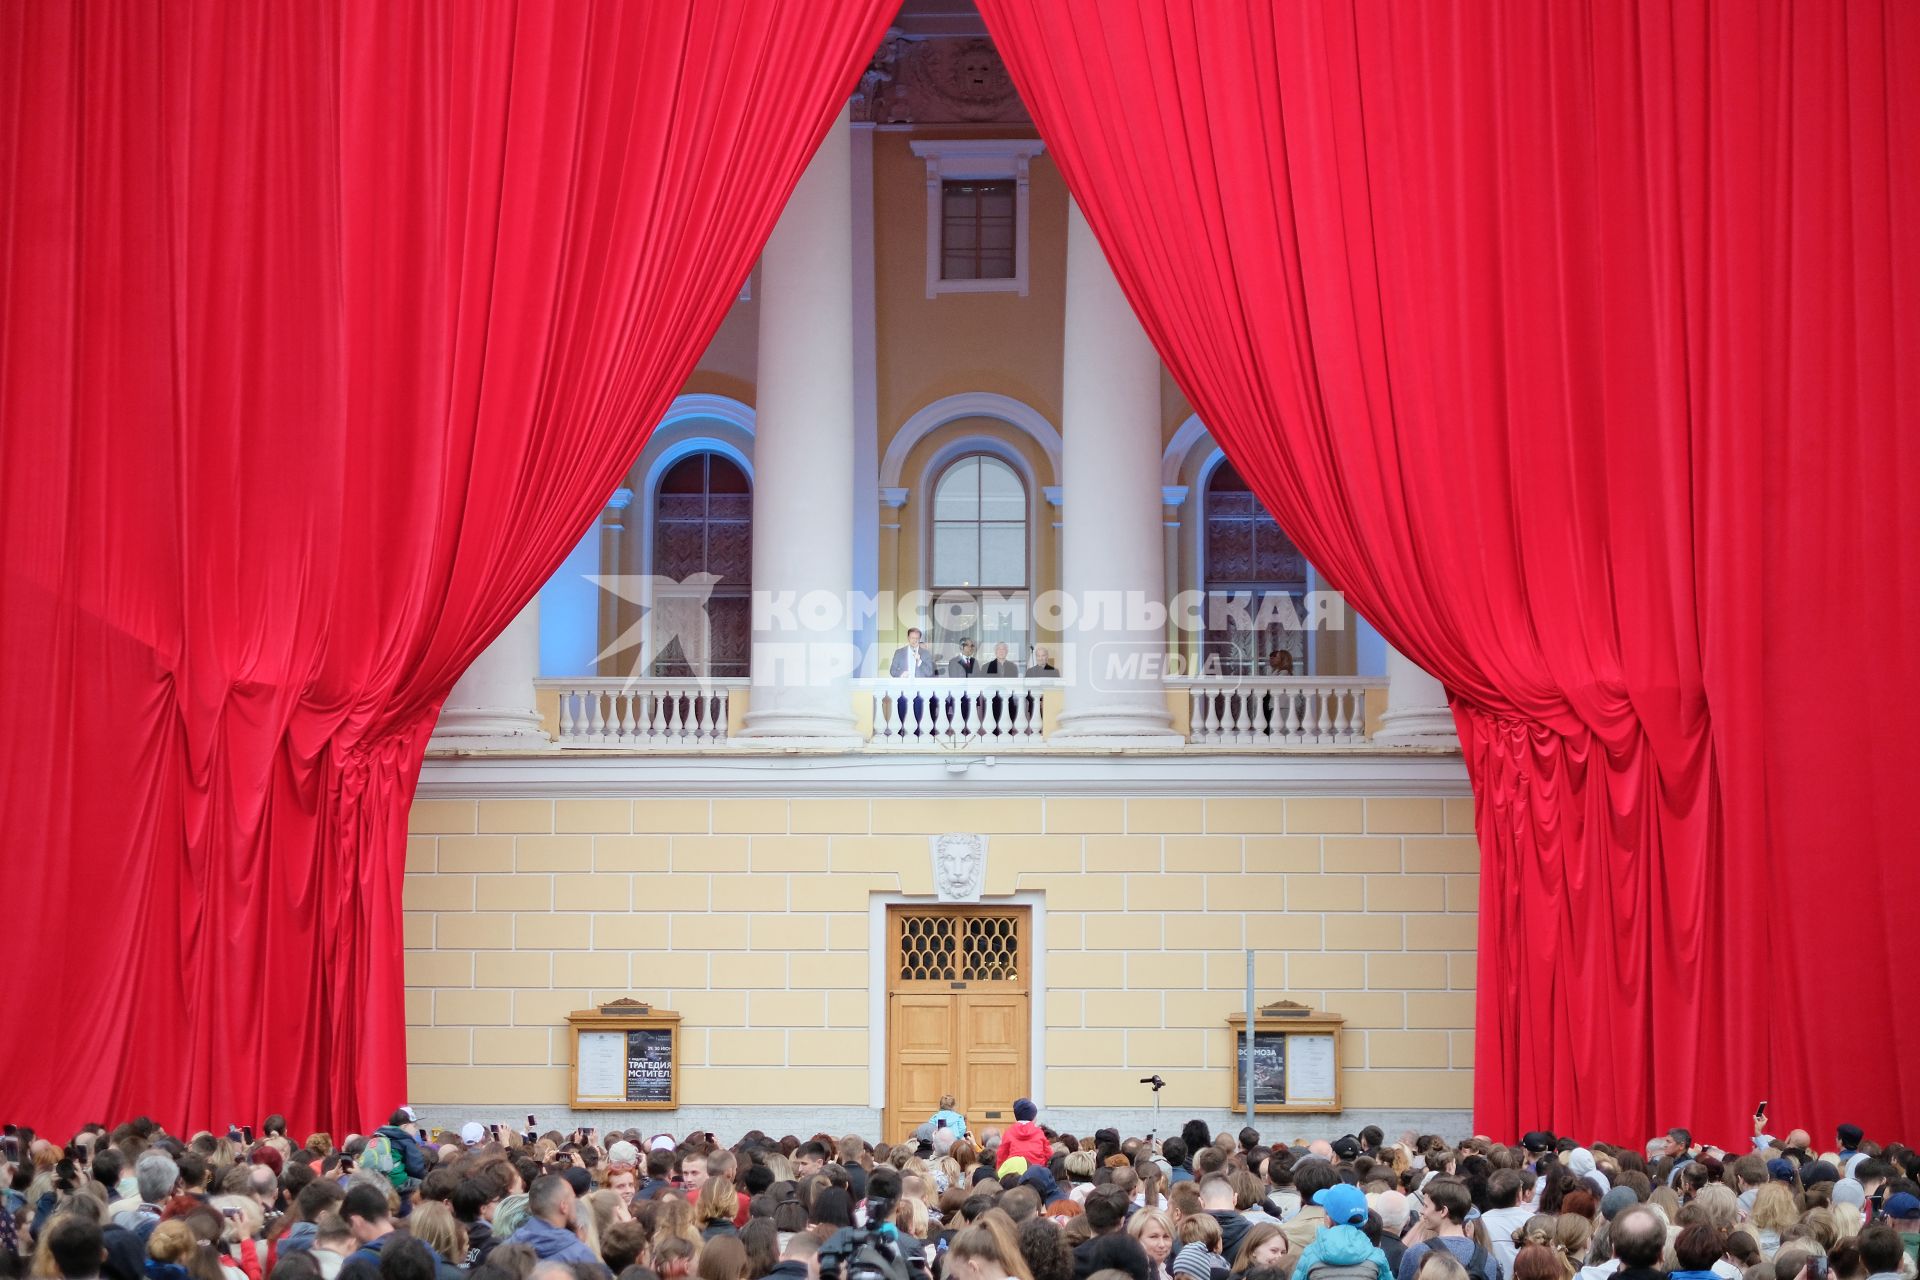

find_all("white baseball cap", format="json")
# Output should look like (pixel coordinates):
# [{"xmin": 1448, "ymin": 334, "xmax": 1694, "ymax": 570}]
[{"xmin": 460, "ymin": 1122, "xmax": 486, "ymax": 1146}]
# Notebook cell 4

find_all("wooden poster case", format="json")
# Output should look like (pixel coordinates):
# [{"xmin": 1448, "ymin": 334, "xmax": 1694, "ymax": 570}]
[
  {"xmin": 1228, "ymin": 1005, "xmax": 1346, "ymax": 1113},
  {"xmin": 567, "ymin": 1000, "xmax": 681, "ymax": 1110}
]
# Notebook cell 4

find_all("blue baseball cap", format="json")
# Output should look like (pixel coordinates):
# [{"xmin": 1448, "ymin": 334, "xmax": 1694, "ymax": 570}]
[{"xmin": 1314, "ymin": 1183, "xmax": 1369, "ymax": 1225}]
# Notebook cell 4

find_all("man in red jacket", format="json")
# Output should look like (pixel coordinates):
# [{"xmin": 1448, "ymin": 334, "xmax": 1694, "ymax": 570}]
[{"xmin": 995, "ymin": 1098, "xmax": 1052, "ymax": 1169}]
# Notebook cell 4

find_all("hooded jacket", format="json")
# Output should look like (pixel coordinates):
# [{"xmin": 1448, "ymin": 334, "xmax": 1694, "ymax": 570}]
[
  {"xmin": 1293, "ymin": 1223, "xmax": 1395, "ymax": 1280},
  {"xmin": 373, "ymin": 1126, "xmax": 429, "ymax": 1181},
  {"xmin": 510, "ymin": 1216, "xmax": 608, "ymax": 1273},
  {"xmin": 996, "ymin": 1121, "xmax": 1051, "ymax": 1169},
  {"xmin": 1209, "ymin": 1212, "xmax": 1254, "ymax": 1267},
  {"xmin": 278, "ymin": 1223, "xmax": 320, "ymax": 1255}
]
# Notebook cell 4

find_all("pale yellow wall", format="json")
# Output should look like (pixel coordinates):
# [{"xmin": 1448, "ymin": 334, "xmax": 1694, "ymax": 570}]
[
  {"xmin": 873, "ymin": 129, "xmax": 1068, "ymax": 454},
  {"xmin": 402, "ymin": 791, "xmax": 1478, "ymax": 1113},
  {"xmin": 685, "ymin": 266, "xmax": 758, "ymax": 408}
]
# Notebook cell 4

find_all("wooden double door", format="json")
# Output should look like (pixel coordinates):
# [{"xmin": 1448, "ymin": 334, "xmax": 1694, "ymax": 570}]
[{"xmin": 884, "ymin": 905, "xmax": 1031, "ymax": 1143}]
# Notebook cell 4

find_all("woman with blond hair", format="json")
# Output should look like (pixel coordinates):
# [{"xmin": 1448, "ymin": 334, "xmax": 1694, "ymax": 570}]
[
  {"xmin": 147, "ymin": 1219, "xmax": 227, "ymax": 1280},
  {"xmin": 946, "ymin": 1220, "xmax": 1038, "ymax": 1280},
  {"xmin": 1551, "ymin": 1214, "xmax": 1594, "ymax": 1277},
  {"xmin": 696, "ymin": 1236, "xmax": 751, "ymax": 1280},
  {"xmin": 698, "ymin": 1175, "xmax": 741, "ymax": 1241},
  {"xmin": 1749, "ymin": 1184, "xmax": 1797, "ymax": 1258},
  {"xmin": 406, "ymin": 1202, "xmax": 470, "ymax": 1280},
  {"xmin": 1129, "ymin": 1208, "xmax": 1177, "ymax": 1280}
]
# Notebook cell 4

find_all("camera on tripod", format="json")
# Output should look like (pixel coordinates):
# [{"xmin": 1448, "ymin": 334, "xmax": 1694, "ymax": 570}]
[{"xmin": 818, "ymin": 1201, "xmax": 918, "ymax": 1280}]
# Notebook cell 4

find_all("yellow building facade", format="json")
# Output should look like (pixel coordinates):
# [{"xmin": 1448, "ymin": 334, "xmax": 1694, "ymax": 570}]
[{"xmin": 414, "ymin": 24, "xmax": 1475, "ymax": 1140}]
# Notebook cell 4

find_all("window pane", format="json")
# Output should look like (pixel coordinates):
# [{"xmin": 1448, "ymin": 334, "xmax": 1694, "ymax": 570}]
[
  {"xmin": 977, "ymin": 457, "xmax": 1024, "ymax": 520},
  {"xmin": 934, "ymin": 457, "xmax": 981, "ymax": 520},
  {"xmin": 706, "ymin": 456, "xmax": 750, "ymax": 493},
  {"xmin": 979, "ymin": 222, "xmax": 1014, "ymax": 252},
  {"xmin": 1206, "ymin": 519, "xmax": 1256, "ymax": 580},
  {"xmin": 933, "ymin": 522, "xmax": 980, "ymax": 586},
  {"xmin": 943, "ymin": 253, "xmax": 979, "ymax": 281},
  {"xmin": 653, "ymin": 522, "xmax": 705, "ymax": 580},
  {"xmin": 979, "ymin": 190, "xmax": 1015, "ymax": 217},
  {"xmin": 976, "ymin": 252, "xmax": 1015, "ymax": 280},
  {"xmin": 980, "ymin": 523, "xmax": 1026, "ymax": 586},
  {"xmin": 945, "ymin": 221, "xmax": 978, "ymax": 250},
  {"xmin": 707, "ymin": 518, "xmax": 751, "ymax": 582}
]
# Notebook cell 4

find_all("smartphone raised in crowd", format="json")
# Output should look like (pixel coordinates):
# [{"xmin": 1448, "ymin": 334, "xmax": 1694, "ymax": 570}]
[{"xmin": 242, "ymin": 1125, "xmax": 253, "ymax": 1144}]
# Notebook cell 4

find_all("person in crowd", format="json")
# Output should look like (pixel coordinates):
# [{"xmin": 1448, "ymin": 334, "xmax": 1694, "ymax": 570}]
[
  {"xmin": 508, "ymin": 1176, "xmax": 606, "ymax": 1276},
  {"xmin": 115, "ymin": 1154, "xmax": 180, "ymax": 1243},
  {"xmin": 949, "ymin": 1222, "xmax": 1039, "ymax": 1280},
  {"xmin": 983, "ymin": 643, "xmax": 1018, "ymax": 676},
  {"xmin": 1481, "ymin": 1171, "xmax": 1537, "ymax": 1273},
  {"xmin": 1026, "ymin": 648, "xmax": 1057, "ymax": 676},
  {"xmin": 1292, "ymin": 1186, "xmax": 1389, "ymax": 1280},
  {"xmin": 1606, "ymin": 1207, "xmax": 1666, "ymax": 1280},
  {"xmin": 998, "ymin": 1103, "xmax": 1051, "ymax": 1171},
  {"xmin": 1227, "ymin": 1225, "xmax": 1287, "ymax": 1277},
  {"xmin": 405, "ymin": 1204, "xmax": 467, "ymax": 1280},
  {"xmin": 949, "ymin": 639, "xmax": 979, "ymax": 679},
  {"xmin": 1283, "ymin": 1161, "xmax": 1340, "ymax": 1256},
  {"xmin": 341, "ymin": 1185, "xmax": 398, "ymax": 1269},
  {"xmin": 46, "ymin": 1214, "xmax": 106, "ymax": 1280},
  {"xmin": 1127, "ymin": 1210, "xmax": 1176, "ymax": 1280},
  {"xmin": 1396, "ymin": 1180, "xmax": 1498, "ymax": 1280},
  {"xmin": 1191, "ymin": 1179, "xmax": 1250, "ymax": 1269}
]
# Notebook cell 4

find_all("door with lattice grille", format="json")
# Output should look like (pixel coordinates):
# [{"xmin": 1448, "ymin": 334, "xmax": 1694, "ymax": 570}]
[{"xmin": 885, "ymin": 905, "xmax": 1030, "ymax": 1143}]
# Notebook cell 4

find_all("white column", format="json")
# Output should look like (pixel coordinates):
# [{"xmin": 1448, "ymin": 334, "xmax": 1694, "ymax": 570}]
[
  {"xmin": 1374, "ymin": 643, "xmax": 1460, "ymax": 745},
  {"xmin": 738, "ymin": 111, "xmax": 862, "ymax": 743},
  {"xmin": 430, "ymin": 599, "xmax": 553, "ymax": 749},
  {"xmin": 850, "ymin": 122, "xmax": 882, "ymax": 675},
  {"xmin": 1053, "ymin": 199, "xmax": 1179, "ymax": 741}
]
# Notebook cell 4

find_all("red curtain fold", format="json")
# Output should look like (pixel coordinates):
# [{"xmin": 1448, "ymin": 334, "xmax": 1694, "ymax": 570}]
[
  {"xmin": 0, "ymin": 0, "xmax": 892, "ymax": 1137},
  {"xmin": 978, "ymin": 0, "xmax": 1919, "ymax": 1141}
]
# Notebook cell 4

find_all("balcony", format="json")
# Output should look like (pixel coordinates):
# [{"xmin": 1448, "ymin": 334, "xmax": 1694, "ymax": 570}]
[{"xmin": 530, "ymin": 674, "xmax": 1396, "ymax": 752}]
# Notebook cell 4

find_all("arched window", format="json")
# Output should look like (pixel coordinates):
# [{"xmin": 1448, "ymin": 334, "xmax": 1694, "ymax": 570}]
[
  {"xmin": 930, "ymin": 454, "xmax": 1028, "ymax": 660},
  {"xmin": 1203, "ymin": 459, "xmax": 1310, "ymax": 675},
  {"xmin": 650, "ymin": 452, "xmax": 750, "ymax": 678}
]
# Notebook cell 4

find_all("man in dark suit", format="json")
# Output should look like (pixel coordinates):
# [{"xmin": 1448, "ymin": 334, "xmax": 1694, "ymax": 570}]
[
  {"xmin": 982, "ymin": 641, "xmax": 1016, "ymax": 675},
  {"xmin": 947, "ymin": 637, "xmax": 978, "ymax": 678}
]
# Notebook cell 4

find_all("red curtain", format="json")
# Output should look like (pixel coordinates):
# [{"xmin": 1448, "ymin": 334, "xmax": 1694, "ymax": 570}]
[
  {"xmin": 0, "ymin": 0, "xmax": 891, "ymax": 1137},
  {"xmin": 978, "ymin": 0, "xmax": 1920, "ymax": 1142}
]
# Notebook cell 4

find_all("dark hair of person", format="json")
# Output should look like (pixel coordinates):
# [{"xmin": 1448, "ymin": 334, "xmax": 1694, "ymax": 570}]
[
  {"xmin": 379, "ymin": 1237, "xmax": 439, "ymax": 1280},
  {"xmin": 46, "ymin": 1215, "xmax": 105, "ymax": 1279},
  {"xmin": 341, "ymin": 1184, "xmax": 391, "ymax": 1227},
  {"xmin": 809, "ymin": 1187, "xmax": 853, "ymax": 1229},
  {"xmin": 1160, "ymin": 1138, "xmax": 1188, "ymax": 1170},
  {"xmin": 269, "ymin": 1254, "xmax": 325, "ymax": 1280},
  {"xmin": 1082, "ymin": 1235, "xmax": 1152, "ymax": 1280},
  {"xmin": 740, "ymin": 1219, "xmax": 779, "ymax": 1280},
  {"xmin": 1018, "ymin": 1218, "xmax": 1075, "ymax": 1280}
]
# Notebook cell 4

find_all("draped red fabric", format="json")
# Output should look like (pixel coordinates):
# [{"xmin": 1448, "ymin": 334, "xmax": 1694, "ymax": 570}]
[
  {"xmin": 0, "ymin": 0, "xmax": 891, "ymax": 1137},
  {"xmin": 978, "ymin": 0, "xmax": 1920, "ymax": 1141}
]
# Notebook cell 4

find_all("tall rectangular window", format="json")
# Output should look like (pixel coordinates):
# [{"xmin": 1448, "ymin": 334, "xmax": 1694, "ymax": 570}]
[{"xmin": 940, "ymin": 179, "xmax": 1017, "ymax": 281}]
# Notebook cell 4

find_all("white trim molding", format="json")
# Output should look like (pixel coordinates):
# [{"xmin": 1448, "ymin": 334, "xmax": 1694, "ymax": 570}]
[
  {"xmin": 910, "ymin": 139, "xmax": 1047, "ymax": 298},
  {"xmin": 881, "ymin": 391, "xmax": 1062, "ymax": 491},
  {"xmin": 415, "ymin": 751, "xmax": 1472, "ymax": 798},
  {"xmin": 1162, "ymin": 413, "xmax": 1212, "ymax": 488}
]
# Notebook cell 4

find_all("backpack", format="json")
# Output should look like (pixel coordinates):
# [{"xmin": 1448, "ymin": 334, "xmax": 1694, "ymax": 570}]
[
  {"xmin": 1461, "ymin": 1243, "xmax": 1496, "ymax": 1280},
  {"xmin": 1302, "ymin": 1262, "xmax": 1383, "ymax": 1280},
  {"xmin": 363, "ymin": 1133, "xmax": 404, "ymax": 1189}
]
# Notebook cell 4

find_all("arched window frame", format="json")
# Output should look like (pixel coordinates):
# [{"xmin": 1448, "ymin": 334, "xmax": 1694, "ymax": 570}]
[
  {"xmin": 646, "ymin": 449, "xmax": 752, "ymax": 679},
  {"xmin": 1198, "ymin": 451, "xmax": 1312, "ymax": 677},
  {"xmin": 921, "ymin": 443, "xmax": 1036, "ymax": 661}
]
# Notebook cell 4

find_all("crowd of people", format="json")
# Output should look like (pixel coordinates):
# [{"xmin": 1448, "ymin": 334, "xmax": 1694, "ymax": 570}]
[{"xmin": 7, "ymin": 1101, "xmax": 1919, "ymax": 1280}]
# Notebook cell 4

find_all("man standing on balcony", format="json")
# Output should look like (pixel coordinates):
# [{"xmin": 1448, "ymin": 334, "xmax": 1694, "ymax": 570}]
[
  {"xmin": 948, "ymin": 637, "xmax": 978, "ymax": 678},
  {"xmin": 889, "ymin": 626, "xmax": 936, "ymax": 734},
  {"xmin": 983, "ymin": 641, "xmax": 1016, "ymax": 675},
  {"xmin": 889, "ymin": 627, "xmax": 935, "ymax": 678}
]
